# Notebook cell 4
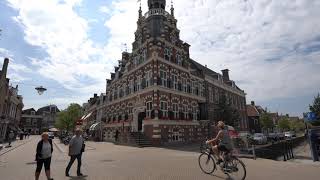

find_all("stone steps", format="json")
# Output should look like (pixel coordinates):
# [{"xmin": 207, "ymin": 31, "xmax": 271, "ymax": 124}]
[{"xmin": 130, "ymin": 132, "xmax": 153, "ymax": 147}]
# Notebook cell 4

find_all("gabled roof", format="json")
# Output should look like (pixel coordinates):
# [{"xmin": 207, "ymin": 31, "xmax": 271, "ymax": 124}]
[
  {"xmin": 37, "ymin": 105, "xmax": 60, "ymax": 114},
  {"xmin": 189, "ymin": 59, "xmax": 218, "ymax": 77},
  {"xmin": 246, "ymin": 105, "xmax": 259, "ymax": 117},
  {"xmin": 255, "ymin": 106, "xmax": 266, "ymax": 114},
  {"xmin": 22, "ymin": 108, "xmax": 36, "ymax": 114}
]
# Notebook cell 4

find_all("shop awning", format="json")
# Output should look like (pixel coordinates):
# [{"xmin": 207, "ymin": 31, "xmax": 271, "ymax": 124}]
[
  {"xmin": 49, "ymin": 128, "xmax": 59, "ymax": 132},
  {"xmin": 81, "ymin": 112, "xmax": 93, "ymax": 121},
  {"xmin": 89, "ymin": 122, "xmax": 101, "ymax": 131},
  {"xmin": 227, "ymin": 126, "xmax": 239, "ymax": 138}
]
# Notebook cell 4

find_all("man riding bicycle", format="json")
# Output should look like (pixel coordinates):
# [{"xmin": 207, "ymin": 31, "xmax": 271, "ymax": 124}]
[{"xmin": 206, "ymin": 121, "xmax": 233, "ymax": 165}]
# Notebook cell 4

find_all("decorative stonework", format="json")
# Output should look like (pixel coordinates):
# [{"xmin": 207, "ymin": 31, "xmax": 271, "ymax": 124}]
[{"xmin": 100, "ymin": 0, "xmax": 248, "ymax": 144}]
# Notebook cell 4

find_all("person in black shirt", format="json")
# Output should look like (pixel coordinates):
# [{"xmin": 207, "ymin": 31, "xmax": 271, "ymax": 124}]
[{"xmin": 35, "ymin": 132, "xmax": 54, "ymax": 180}]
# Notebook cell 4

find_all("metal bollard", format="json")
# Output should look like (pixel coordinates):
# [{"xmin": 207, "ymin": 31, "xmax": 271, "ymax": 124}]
[
  {"xmin": 290, "ymin": 140, "xmax": 294, "ymax": 159},
  {"xmin": 252, "ymin": 144, "xmax": 256, "ymax": 160},
  {"xmin": 283, "ymin": 141, "xmax": 287, "ymax": 161}
]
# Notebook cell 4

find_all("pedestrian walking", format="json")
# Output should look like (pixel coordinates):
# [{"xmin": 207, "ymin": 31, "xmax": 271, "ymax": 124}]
[
  {"xmin": 28, "ymin": 132, "xmax": 31, "ymax": 138},
  {"xmin": 35, "ymin": 132, "xmax": 54, "ymax": 180},
  {"xmin": 20, "ymin": 132, "xmax": 24, "ymax": 140},
  {"xmin": 24, "ymin": 132, "xmax": 28, "ymax": 139},
  {"xmin": 65, "ymin": 128, "xmax": 85, "ymax": 177},
  {"xmin": 8, "ymin": 131, "xmax": 14, "ymax": 147}
]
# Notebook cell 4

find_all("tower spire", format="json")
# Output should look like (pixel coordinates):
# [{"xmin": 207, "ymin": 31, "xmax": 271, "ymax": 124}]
[
  {"xmin": 138, "ymin": 1, "xmax": 142, "ymax": 18},
  {"xmin": 170, "ymin": 0, "xmax": 174, "ymax": 17}
]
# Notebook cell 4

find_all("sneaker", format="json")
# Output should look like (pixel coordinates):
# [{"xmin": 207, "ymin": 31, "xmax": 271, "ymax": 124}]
[
  {"xmin": 77, "ymin": 173, "xmax": 84, "ymax": 177},
  {"xmin": 65, "ymin": 173, "xmax": 70, "ymax": 177}
]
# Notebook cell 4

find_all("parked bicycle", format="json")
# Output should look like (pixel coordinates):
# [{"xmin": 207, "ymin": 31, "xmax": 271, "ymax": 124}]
[{"xmin": 199, "ymin": 141, "xmax": 247, "ymax": 180}]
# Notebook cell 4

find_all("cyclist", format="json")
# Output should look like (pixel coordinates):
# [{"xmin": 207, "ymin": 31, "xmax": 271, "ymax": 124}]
[{"xmin": 206, "ymin": 121, "xmax": 233, "ymax": 165}]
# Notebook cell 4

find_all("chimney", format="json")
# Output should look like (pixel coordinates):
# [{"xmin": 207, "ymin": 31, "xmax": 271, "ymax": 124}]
[
  {"xmin": 1, "ymin": 58, "xmax": 9, "ymax": 80},
  {"xmin": 251, "ymin": 101, "xmax": 255, "ymax": 106},
  {"xmin": 221, "ymin": 69, "xmax": 230, "ymax": 81}
]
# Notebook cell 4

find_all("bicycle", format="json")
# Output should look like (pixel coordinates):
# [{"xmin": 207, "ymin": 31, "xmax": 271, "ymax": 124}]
[{"xmin": 198, "ymin": 141, "xmax": 247, "ymax": 180}]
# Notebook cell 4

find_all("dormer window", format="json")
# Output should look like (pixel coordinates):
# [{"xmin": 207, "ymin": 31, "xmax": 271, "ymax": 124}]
[
  {"xmin": 31, "ymin": 111, "xmax": 35, "ymax": 115},
  {"xmin": 134, "ymin": 56, "xmax": 139, "ymax": 66},
  {"xmin": 143, "ymin": 49, "xmax": 148, "ymax": 62},
  {"xmin": 176, "ymin": 54, "xmax": 182, "ymax": 65},
  {"xmin": 146, "ymin": 71, "xmax": 152, "ymax": 87},
  {"xmin": 164, "ymin": 48, "xmax": 171, "ymax": 61}
]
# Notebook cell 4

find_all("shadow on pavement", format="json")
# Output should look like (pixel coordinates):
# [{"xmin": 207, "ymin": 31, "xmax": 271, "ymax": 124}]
[
  {"xmin": 100, "ymin": 159, "xmax": 115, "ymax": 163},
  {"xmin": 294, "ymin": 155, "xmax": 313, "ymax": 160},
  {"xmin": 68, "ymin": 175, "xmax": 88, "ymax": 180},
  {"xmin": 209, "ymin": 174, "xmax": 227, "ymax": 179},
  {"xmin": 159, "ymin": 143, "xmax": 201, "ymax": 153},
  {"xmin": 26, "ymin": 162, "xmax": 37, "ymax": 165}
]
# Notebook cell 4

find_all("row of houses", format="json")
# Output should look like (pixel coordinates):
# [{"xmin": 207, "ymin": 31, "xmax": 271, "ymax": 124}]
[
  {"xmin": 19, "ymin": 105, "xmax": 60, "ymax": 135},
  {"xmin": 0, "ymin": 58, "xmax": 24, "ymax": 142},
  {"xmin": 247, "ymin": 101, "xmax": 302, "ymax": 133}
]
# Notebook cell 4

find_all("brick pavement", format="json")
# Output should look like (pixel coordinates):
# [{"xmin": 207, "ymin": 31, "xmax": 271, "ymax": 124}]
[
  {"xmin": 0, "ymin": 137, "xmax": 319, "ymax": 180},
  {"xmin": 0, "ymin": 136, "xmax": 34, "ymax": 156}
]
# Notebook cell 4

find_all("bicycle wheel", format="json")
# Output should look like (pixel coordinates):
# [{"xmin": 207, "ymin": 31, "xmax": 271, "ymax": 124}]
[
  {"xmin": 198, "ymin": 153, "xmax": 216, "ymax": 174},
  {"xmin": 226, "ymin": 157, "xmax": 247, "ymax": 180}
]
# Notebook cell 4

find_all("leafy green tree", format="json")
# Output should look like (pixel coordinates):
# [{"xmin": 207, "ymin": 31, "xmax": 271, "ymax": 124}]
[
  {"xmin": 55, "ymin": 103, "xmax": 83, "ymax": 132},
  {"xmin": 260, "ymin": 113, "xmax": 274, "ymax": 132},
  {"xmin": 216, "ymin": 94, "xmax": 240, "ymax": 128},
  {"xmin": 309, "ymin": 93, "xmax": 320, "ymax": 126},
  {"xmin": 278, "ymin": 117, "xmax": 290, "ymax": 131},
  {"xmin": 289, "ymin": 119, "xmax": 305, "ymax": 132}
]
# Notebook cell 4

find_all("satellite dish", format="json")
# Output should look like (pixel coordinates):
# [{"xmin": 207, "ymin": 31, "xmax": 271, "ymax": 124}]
[{"xmin": 35, "ymin": 86, "xmax": 47, "ymax": 95}]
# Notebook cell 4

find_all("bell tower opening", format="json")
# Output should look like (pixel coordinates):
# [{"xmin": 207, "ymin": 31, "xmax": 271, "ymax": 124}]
[{"xmin": 148, "ymin": 0, "xmax": 166, "ymax": 10}]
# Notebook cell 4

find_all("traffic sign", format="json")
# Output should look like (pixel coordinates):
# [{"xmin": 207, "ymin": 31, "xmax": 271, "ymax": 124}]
[{"xmin": 304, "ymin": 112, "xmax": 317, "ymax": 122}]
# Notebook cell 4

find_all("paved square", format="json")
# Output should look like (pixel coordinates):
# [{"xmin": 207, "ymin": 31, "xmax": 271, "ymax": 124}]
[{"xmin": 0, "ymin": 136, "xmax": 319, "ymax": 180}]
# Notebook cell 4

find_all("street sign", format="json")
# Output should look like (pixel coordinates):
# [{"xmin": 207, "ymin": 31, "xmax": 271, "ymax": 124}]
[{"xmin": 304, "ymin": 112, "xmax": 317, "ymax": 122}]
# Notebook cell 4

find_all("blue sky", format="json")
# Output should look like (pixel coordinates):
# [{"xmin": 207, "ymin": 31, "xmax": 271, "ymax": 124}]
[{"xmin": 0, "ymin": 0, "xmax": 320, "ymax": 117}]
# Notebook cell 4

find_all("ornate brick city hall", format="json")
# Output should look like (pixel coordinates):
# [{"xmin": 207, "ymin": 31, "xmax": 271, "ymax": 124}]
[{"xmin": 88, "ymin": 0, "xmax": 248, "ymax": 146}]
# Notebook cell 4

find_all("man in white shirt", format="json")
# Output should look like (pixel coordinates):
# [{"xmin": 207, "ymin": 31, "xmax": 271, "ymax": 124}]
[{"xmin": 65, "ymin": 129, "xmax": 84, "ymax": 177}]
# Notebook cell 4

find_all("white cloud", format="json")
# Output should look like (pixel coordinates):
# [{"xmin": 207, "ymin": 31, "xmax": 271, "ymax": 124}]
[
  {"xmin": 5, "ymin": 0, "xmax": 320, "ymax": 115},
  {"xmin": 102, "ymin": 0, "xmax": 320, "ymax": 114},
  {"xmin": 0, "ymin": 47, "xmax": 32, "ymax": 82},
  {"xmin": 99, "ymin": 6, "xmax": 110, "ymax": 14},
  {"xmin": 6, "ymin": 0, "xmax": 113, "ymax": 95},
  {"xmin": 169, "ymin": 0, "xmax": 320, "ymax": 102},
  {"xmin": 0, "ymin": 47, "xmax": 13, "ymax": 58}
]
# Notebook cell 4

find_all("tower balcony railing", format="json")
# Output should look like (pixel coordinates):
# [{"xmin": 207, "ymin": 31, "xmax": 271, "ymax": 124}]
[{"xmin": 145, "ymin": 8, "xmax": 170, "ymax": 18}]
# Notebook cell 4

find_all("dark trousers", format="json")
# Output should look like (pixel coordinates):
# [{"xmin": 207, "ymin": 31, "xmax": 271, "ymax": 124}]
[
  {"xmin": 36, "ymin": 157, "xmax": 52, "ymax": 172},
  {"xmin": 66, "ymin": 154, "xmax": 82, "ymax": 175}
]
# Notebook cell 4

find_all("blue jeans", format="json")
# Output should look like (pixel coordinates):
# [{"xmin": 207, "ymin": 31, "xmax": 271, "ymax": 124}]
[{"xmin": 65, "ymin": 154, "xmax": 82, "ymax": 175}]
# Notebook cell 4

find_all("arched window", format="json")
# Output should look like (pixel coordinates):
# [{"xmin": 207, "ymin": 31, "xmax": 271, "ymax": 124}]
[
  {"xmin": 172, "ymin": 103, "xmax": 179, "ymax": 119},
  {"xmin": 146, "ymin": 101, "xmax": 153, "ymax": 118},
  {"xmin": 164, "ymin": 47, "xmax": 172, "ymax": 61},
  {"xmin": 160, "ymin": 101, "xmax": 168, "ymax": 118}
]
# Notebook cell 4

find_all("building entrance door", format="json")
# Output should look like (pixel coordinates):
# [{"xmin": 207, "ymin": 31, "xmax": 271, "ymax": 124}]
[{"xmin": 138, "ymin": 112, "xmax": 146, "ymax": 132}]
